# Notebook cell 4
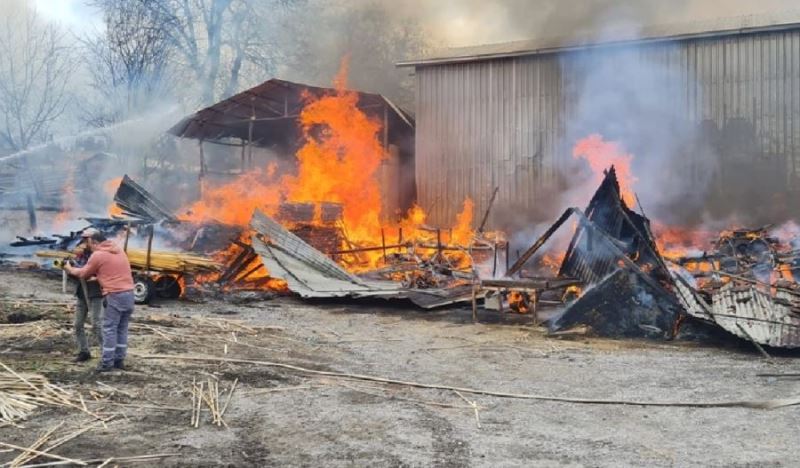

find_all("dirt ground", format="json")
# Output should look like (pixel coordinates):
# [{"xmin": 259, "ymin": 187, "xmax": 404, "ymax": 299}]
[{"xmin": 1, "ymin": 269, "xmax": 800, "ymax": 467}]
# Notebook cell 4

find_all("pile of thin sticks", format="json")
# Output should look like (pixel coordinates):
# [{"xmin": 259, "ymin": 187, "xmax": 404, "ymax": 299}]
[
  {"xmin": 36, "ymin": 249, "xmax": 221, "ymax": 274},
  {"xmin": 0, "ymin": 363, "xmax": 76, "ymax": 424},
  {"xmin": 189, "ymin": 377, "xmax": 237, "ymax": 428},
  {"xmin": 1, "ymin": 417, "xmax": 176, "ymax": 467},
  {"xmin": 1, "ymin": 420, "xmax": 104, "ymax": 467}
]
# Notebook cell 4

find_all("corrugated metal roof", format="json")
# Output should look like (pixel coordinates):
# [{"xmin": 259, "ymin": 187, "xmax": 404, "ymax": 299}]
[
  {"xmin": 251, "ymin": 209, "xmax": 365, "ymax": 287},
  {"xmin": 249, "ymin": 209, "xmax": 480, "ymax": 309},
  {"xmin": 398, "ymin": 11, "xmax": 800, "ymax": 67},
  {"xmin": 710, "ymin": 284, "xmax": 800, "ymax": 348},
  {"xmin": 671, "ymin": 271, "xmax": 713, "ymax": 321},
  {"xmin": 168, "ymin": 79, "xmax": 414, "ymax": 146}
]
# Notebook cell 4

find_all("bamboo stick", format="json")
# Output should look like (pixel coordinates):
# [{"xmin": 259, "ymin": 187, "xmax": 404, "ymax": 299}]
[
  {"xmin": 140, "ymin": 354, "xmax": 800, "ymax": 410},
  {"xmin": 0, "ymin": 442, "xmax": 87, "ymax": 465}
]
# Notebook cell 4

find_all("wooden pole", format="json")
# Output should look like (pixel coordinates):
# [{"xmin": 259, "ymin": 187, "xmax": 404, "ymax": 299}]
[
  {"xmin": 240, "ymin": 139, "xmax": 246, "ymax": 172},
  {"xmin": 505, "ymin": 241, "xmax": 510, "ymax": 274},
  {"xmin": 397, "ymin": 228, "xmax": 403, "ymax": 253},
  {"xmin": 248, "ymin": 100, "xmax": 255, "ymax": 169},
  {"xmin": 123, "ymin": 222, "xmax": 131, "ymax": 252},
  {"xmin": 198, "ymin": 140, "xmax": 205, "ymax": 180},
  {"xmin": 437, "ymin": 229, "xmax": 442, "ymax": 260},
  {"xmin": 382, "ymin": 105, "xmax": 389, "ymax": 149},
  {"xmin": 478, "ymin": 186, "xmax": 500, "ymax": 233},
  {"xmin": 146, "ymin": 225, "xmax": 154, "ymax": 272},
  {"xmin": 471, "ymin": 285, "xmax": 478, "ymax": 323},
  {"xmin": 26, "ymin": 193, "xmax": 37, "ymax": 231},
  {"xmin": 381, "ymin": 228, "xmax": 387, "ymax": 263},
  {"xmin": 492, "ymin": 241, "xmax": 498, "ymax": 277},
  {"xmin": 327, "ymin": 242, "xmax": 491, "ymax": 256}
]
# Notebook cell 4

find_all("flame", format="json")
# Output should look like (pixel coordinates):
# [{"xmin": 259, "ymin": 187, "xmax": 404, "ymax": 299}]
[
  {"xmin": 282, "ymin": 62, "xmax": 385, "ymax": 245},
  {"xmin": 450, "ymin": 198, "xmax": 474, "ymax": 246},
  {"xmin": 652, "ymin": 223, "xmax": 717, "ymax": 260},
  {"xmin": 177, "ymin": 60, "xmax": 478, "ymax": 275},
  {"xmin": 197, "ymin": 233, "xmax": 289, "ymax": 292},
  {"xmin": 104, "ymin": 176, "xmax": 124, "ymax": 217},
  {"xmin": 180, "ymin": 168, "xmax": 282, "ymax": 225},
  {"xmin": 573, "ymin": 134, "xmax": 637, "ymax": 207},
  {"xmin": 562, "ymin": 284, "xmax": 583, "ymax": 302},
  {"xmin": 508, "ymin": 291, "xmax": 531, "ymax": 314},
  {"xmin": 53, "ymin": 171, "xmax": 77, "ymax": 228},
  {"xmin": 540, "ymin": 252, "xmax": 565, "ymax": 273}
]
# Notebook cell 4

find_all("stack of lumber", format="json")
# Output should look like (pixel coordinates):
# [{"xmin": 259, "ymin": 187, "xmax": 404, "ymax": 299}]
[
  {"xmin": 36, "ymin": 249, "xmax": 221, "ymax": 274},
  {"xmin": 125, "ymin": 248, "xmax": 220, "ymax": 273},
  {"xmin": 0, "ymin": 363, "xmax": 75, "ymax": 424}
]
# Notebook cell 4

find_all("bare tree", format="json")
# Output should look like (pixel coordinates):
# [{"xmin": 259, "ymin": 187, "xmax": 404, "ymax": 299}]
[
  {"xmin": 279, "ymin": 1, "xmax": 428, "ymax": 108},
  {"xmin": 162, "ymin": 0, "xmax": 298, "ymax": 104},
  {"xmin": 0, "ymin": 5, "xmax": 75, "ymax": 150},
  {"xmin": 84, "ymin": 0, "xmax": 176, "ymax": 126}
]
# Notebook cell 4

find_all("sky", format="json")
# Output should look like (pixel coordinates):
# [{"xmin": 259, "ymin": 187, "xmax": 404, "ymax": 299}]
[
  {"xmin": 31, "ymin": 0, "xmax": 102, "ymax": 33},
  {"xmin": 23, "ymin": 0, "xmax": 800, "ymax": 47}
]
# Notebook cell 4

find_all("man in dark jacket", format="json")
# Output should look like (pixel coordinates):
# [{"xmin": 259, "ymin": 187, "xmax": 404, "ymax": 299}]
[{"xmin": 70, "ymin": 228, "xmax": 104, "ymax": 362}]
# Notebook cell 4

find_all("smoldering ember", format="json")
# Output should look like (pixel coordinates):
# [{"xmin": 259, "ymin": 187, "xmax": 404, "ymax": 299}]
[{"xmin": 4, "ymin": 2, "xmax": 800, "ymax": 467}]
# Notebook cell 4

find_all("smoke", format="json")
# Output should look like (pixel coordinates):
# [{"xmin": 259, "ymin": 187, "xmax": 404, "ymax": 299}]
[
  {"xmin": 548, "ymin": 1, "xmax": 799, "ymax": 230},
  {"xmin": 404, "ymin": 0, "xmax": 799, "ymax": 47},
  {"xmin": 558, "ymin": 43, "xmax": 714, "ymax": 223},
  {"xmin": 448, "ymin": 0, "xmax": 800, "ymax": 262}
]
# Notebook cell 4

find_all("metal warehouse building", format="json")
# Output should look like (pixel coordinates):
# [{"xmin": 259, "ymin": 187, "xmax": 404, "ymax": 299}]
[{"xmin": 399, "ymin": 13, "xmax": 800, "ymax": 228}]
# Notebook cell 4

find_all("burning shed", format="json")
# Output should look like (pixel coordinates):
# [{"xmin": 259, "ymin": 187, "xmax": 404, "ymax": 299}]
[{"xmin": 168, "ymin": 78, "xmax": 416, "ymax": 218}]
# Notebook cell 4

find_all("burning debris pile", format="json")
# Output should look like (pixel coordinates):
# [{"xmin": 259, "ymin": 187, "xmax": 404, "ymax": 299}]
[
  {"xmin": 16, "ymin": 171, "xmax": 491, "ymax": 308},
  {"xmin": 670, "ymin": 226, "xmax": 800, "ymax": 348},
  {"xmin": 491, "ymin": 157, "xmax": 800, "ymax": 350},
  {"xmin": 6, "ymin": 68, "xmax": 498, "ymax": 310},
  {"xmin": 485, "ymin": 167, "xmax": 682, "ymax": 338},
  {"xmin": 5, "ymin": 62, "xmax": 800, "ymax": 353}
]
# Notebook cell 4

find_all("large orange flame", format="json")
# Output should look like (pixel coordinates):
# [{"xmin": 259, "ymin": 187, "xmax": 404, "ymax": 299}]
[
  {"xmin": 283, "ymin": 63, "xmax": 385, "ymax": 243},
  {"xmin": 175, "ymin": 61, "xmax": 477, "ymax": 275},
  {"xmin": 180, "ymin": 166, "xmax": 282, "ymax": 225},
  {"xmin": 573, "ymin": 134, "xmax": 637, "ymax": 207}
]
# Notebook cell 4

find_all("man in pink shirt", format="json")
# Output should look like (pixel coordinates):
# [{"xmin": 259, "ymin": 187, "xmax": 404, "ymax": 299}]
[{"xmin": 65, "ymin": 230, "xmax": 135, "ymax": 372}]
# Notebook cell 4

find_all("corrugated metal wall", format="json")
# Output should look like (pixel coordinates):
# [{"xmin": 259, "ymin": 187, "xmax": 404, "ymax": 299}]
[{"xmin": 414, "ymin": 29, "xmax": 800, "ymax": 227}]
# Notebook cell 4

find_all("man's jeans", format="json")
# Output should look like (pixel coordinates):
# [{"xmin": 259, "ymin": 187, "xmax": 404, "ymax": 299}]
[{"xmin": 101, "ymin": 291, "xmax": 135, "ymax": 366}]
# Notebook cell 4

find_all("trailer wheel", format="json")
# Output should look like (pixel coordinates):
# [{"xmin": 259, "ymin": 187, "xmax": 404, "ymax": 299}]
[
  {"xmin": 133, "ymin": 275, "xmax": 154, "ymax": 304},
  {"xmin": 155, "ymin": 276, "xmax": 182, "ymax": 299}
]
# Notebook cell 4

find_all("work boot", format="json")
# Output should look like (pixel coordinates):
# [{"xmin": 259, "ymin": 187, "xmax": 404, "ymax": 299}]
[
  {"xmin": 113, "ymin": 359, "xmax": 125, "ymax": 370},
  {"xmin": 95, "ymin": 362, "xmax": 114, "ymax": 373},
  {"xmin": 73, "ymin": 351, "xmax": 91, "ymax": 363}
]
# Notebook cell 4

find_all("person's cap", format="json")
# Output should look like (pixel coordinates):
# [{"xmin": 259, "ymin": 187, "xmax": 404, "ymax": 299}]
[{"xmin": 80, "ymin": 227, "xmax": 100, "ymax": 238}]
